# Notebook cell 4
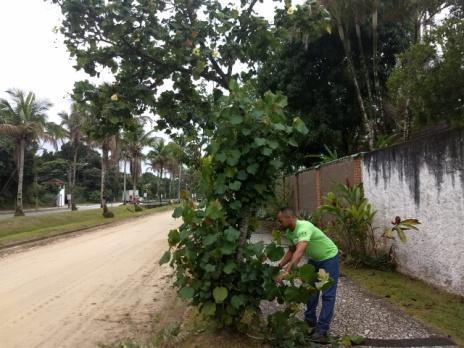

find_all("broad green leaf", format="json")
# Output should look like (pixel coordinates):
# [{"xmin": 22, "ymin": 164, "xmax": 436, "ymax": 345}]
[
  {"xmin": 178, "ymin": 286, "xmax": 194, "ymax": 299},
  {"xmin": 293, "ymin": 117, "xmax": 309, "ymax": 135},
  {"xmin": 246, "ymin": 163, "xmax": 259, "ymax": 174},
  {"xmin": 172, "ymin": 206, "xmax": 183, "ymax": 218},
  {"xmin": 288, "ymin": 138, "xmax": 298, "ymax": 147},
  {"xmin": 201, "ymin": 302, "xmax": 216, "ymax": 316},
  {"xmin": 231, "ymin": 295, "xmax": 245, "ymax": 309},
  {"xmin": 204, "ymin": 264, "xmax": 216, "ymax": 272},
  {"xmin": 213, "ymin": 286, "xmax": 228, "ymax": 303},
  {"xmin": 225, "ymin": 226, "xmax": 240, "ymax": 241},
  {"xmin": 265, "ymin": 243, "xmax": 285, "ymax": 262},
  {"xmin": 247, "ymin": 242, "xmax": 264, "ymax": 256},
  {"xmin": 205, "ymin": 201, "xmax": 223, "ymax": 219},
  {"xmin": 220, "ymin": 242, "xmax": 236, "ymax": 255},
  {"xmin": 242, "ymin": 128, "xmax": 252, "ymax": 136},
  {"xmin": 254, "ymin": 138, "xmax": 266, "ymax": 147},
  {"xmin": 159, "ymin": 250, "xmax": 171, "ymax": 265},
  {"xmin": 270, "ymin": 159, "xmax": 283, "ymax": 168},
  {"xmin": 230, "ymin": 200, "xmax": 242, "ymax": 210},
  {"xmin": 298, "ymin": 264, "xmax": 317, "ymax": 283},
  {"xmin": 229, "ymin": 79, "xmax": 239, "ymax": 92},
  {"xmin": 168, "ymin": 229, "xmax": 181, "ymax": 246},
  {"xmin": 227, "ymin": 149, "xmax": 241, "ymax": 166},
  {"xmin": 229, "ymin": 181, "xmax": 241, "ymax": 191},
  {"xmin": 237, "ymin": 171, "xmax": 247, "ymax": 180},
  {"xmin": 224, "ymin": 167, "xmax": 236, "ymax": 178},
  {"xmin": 267, "ymin": 139, "xmax": 279, "ymax": 149},
  {"xmin": 284, "ymin": 286, "xmax": 311, "ymax": 303},
  {"xmin": 179, "ymin": 228, "xmax": 190, "ymax": 240},
  {"xmin": 216, "ymin": 152, "xmax": 227, "ymax": 162},
  {"xmin": 273, "ymin": 123, "xmax": 286, "ymax": 131},
  {"xmin": 230, "ymin": 114, "xmax": 243, "ymax": 125},
  {"xmin": 203, "ymin": 234, "xmax": 218, "ymax": 246},
  {"xmin": 223, "ymin": 261, "xmax": 236, "ymax": 274},
  {"xmin": 261, "ymin": 147, "xmax": 272, "ymax": 156}
]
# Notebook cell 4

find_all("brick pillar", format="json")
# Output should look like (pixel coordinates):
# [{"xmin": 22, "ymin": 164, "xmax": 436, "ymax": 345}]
[
  {"xmin": 353, "ymin": 158, "xmax": 363, "ymax": 185},
  {"xmin": 315, "ymin": 169, "xmax": 322, "ymax": 207}
]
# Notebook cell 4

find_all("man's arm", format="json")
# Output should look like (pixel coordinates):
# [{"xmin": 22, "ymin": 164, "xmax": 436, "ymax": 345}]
[
  {"xmin": 282, "ymin": 241, "xmax": 308, "ymax": 273},
  {"xmin": 278, "ymin": 244, "xmax": 296, "ymax": 268}
]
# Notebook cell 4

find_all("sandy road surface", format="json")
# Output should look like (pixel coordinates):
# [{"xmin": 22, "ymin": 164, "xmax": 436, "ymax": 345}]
[{"xmin": 0, "ymin": 210, "xmax": 180, "ymax": 348}]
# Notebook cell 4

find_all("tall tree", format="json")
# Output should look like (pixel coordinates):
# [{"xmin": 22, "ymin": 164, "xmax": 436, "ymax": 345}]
[
  {"xmin": 147, "ymin": 139, "xmax": 172, "ymax": 202},
  {"xmin": 0, "ymin": 89, "xmax": 57, "ymax": 216},
  {"xmin": 121, "ymin": 118, "xmax": 157, "ymax": 195},
  {"xmin": 72, "ymin": 82, "xmax": 131, "ymax": 214},
  {"xmin": 58, "ymin": 104, "xmax": 88, "ymax": 210}
]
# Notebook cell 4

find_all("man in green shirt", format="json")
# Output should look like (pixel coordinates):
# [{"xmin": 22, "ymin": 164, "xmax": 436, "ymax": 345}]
[{"xmin": 275, "ymin": 207, "xmax": 340, "ymax": 343}]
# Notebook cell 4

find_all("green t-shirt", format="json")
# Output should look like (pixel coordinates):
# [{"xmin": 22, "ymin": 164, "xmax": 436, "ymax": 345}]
[{"xmin": 286, "ymin": 220, "xmax": 338, "ymax": 261}]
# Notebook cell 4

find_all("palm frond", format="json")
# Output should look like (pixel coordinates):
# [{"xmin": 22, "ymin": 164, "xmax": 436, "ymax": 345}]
[{"xmin": 0, "ymin": 124, "xmax": 23, "ymax": 137}]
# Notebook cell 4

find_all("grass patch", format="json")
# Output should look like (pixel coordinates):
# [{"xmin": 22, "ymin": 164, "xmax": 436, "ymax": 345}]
[
  {"xmin": 0, "ymin": 204, "xmax": 175, "ymax": 247},
  {"xmin": 343, "ymin": 266, "xmax": 464, "ymax": 347}
]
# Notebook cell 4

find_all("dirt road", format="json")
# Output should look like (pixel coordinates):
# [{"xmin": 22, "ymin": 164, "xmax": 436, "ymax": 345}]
[{"xmin": 0, "ymin": 210, "xmax": 180, "ymax": 348}]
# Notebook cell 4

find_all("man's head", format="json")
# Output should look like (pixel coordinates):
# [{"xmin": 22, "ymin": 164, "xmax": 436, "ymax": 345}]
[{"xmin": 277, "ymin": 207, "xmax": 297, "ymax": 230}]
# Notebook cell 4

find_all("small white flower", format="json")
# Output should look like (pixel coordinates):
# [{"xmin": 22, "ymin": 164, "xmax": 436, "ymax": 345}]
[
  {"xmin": 212, "ymin": 49, "xmax": 220, "ymax": 58},
  {"xmin": 287, "ymin": 5, "xmax": 295, "ymax": 15},
  {"xmin": 111, "ymin": 94, "xmax": 118, "ymax": 101}
]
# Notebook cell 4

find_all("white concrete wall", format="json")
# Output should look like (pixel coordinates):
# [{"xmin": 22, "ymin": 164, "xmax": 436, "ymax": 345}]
[{"xmin": 362, "ymin": 130, "xmax": 464, "ymax": 296}]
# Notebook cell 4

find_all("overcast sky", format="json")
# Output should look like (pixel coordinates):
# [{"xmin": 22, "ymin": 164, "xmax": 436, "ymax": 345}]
[{"xmin": 0, "ymin": 0, "xmax": 100, "ymax": 124}]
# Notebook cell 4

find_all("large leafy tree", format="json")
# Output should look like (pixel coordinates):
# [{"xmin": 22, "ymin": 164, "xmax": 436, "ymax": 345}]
[
  {"xmin": 49, "ymin": 0, "xmax": 279, "ymax": 134},
  {"xmin": 0, "ymin": 89, "xmax": 58, "ymax": 216}
]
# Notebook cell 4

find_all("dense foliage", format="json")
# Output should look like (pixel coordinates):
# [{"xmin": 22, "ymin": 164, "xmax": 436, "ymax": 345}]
[{"xmin": 160, "ymin": 83, "xmax": 332, "ymax": 344}]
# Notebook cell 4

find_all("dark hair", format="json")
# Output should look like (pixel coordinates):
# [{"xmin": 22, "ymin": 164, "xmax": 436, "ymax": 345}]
[{"xmin": 278, "ymin": 207, "xmax": 296, "ymax": 217}]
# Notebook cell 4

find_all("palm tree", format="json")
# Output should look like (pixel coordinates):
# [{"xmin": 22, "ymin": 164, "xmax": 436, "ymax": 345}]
[
  {"xmin": 147, "ymin": 139, "xmax": 172, "ymax": 202},
  {"xmin": 0, "ymin": 89, "xmax": 56, "ymax": 216},
  {"xmin": 121, "ymin": 119, "xmax": 157, "ymax": 200},
  {"xmin": 58, "ymin": 104, "xmax": 87, "ymax": 210}
]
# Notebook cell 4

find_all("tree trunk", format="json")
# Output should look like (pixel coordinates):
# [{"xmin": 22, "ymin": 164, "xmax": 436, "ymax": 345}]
[
  {"xmin": 101, "ymin": 146, "xmax": 108, "ymax": 209},
  {"xmin": 355, "ymin": 20, "xmax": 374, "ymax": 106},
  {"xmin": 337, "ymin": 23, "xmax": 376, "ymax": 150},
  {"xmin": 169, "ymin": 172, "xmax": 172, "ymax": 199},
  {"xmin": 71, "ymin": 148, "xmax": 78, "ymax": 210},
  {"xmin": 159, "ymin": 167, "xmax": 164, "ymax": 203},
  {"xmin": 15, "ymin": 137, "xmax": 25, "ymax": 217},
  {"xmin": 236, "ymin": 215, "xmax": 249, "ymax": 262},
  {"xmin": 67, "ymin": 164, "xmax": 72, "ymax": 209},
  {"xmin": 372, "ymin": 4, "xmax": 385, "ymax": 132}
]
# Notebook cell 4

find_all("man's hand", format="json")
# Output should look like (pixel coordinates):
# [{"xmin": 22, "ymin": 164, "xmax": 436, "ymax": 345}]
[{"xmin": 274, "ymin": 270, "xmax": 288, "ymax": 284}]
